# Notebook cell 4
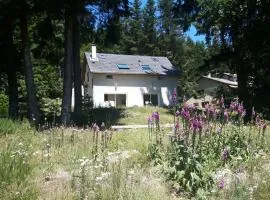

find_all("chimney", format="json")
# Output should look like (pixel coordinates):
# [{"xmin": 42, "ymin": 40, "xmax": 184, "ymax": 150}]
[{"xmin": 91, "ymin": 45, "xmax": 96, "ymax": 60}]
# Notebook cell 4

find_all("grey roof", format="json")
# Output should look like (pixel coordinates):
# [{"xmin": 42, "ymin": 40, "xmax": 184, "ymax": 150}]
[{"xmin": 85, "ymin": 52, "xmax": 180, "ymax": 76}]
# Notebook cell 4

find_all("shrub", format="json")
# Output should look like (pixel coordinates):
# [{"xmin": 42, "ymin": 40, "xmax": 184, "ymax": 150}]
[{"xmin": 0, "ymin": 93, "xmax": 8, "ymax": 117}]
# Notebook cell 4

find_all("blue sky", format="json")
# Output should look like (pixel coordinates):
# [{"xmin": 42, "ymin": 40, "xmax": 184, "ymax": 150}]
[{"xmin": 185, "ymin": 25, "xmax": 205, "ymax": 43}]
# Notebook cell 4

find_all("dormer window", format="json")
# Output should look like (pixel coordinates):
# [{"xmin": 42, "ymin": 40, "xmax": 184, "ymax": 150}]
[
  {"xmin": 142, "ymin": 65, "xmax": 151, "ymax": 71},
  {"xmin": 117, "ymin": 64, "xmax": 129, "ymax": 69}
]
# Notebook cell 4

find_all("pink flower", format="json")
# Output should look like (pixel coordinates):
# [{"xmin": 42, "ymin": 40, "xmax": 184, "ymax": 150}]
[
  {"xmin": 190, "ymin": 116, "xmax": 203, "ymax": 131},
  {"xmin": 152, "ymin": 111, "xmax": 160, "ymax": 121},
  {"xmin": 218, "ymin": 178, "xmax": 225, "ymax": 189},
  {"xmin": 175, "ymin": 121, "xmax": 180, "ymax": 131},
  {"xmin": 175, "ymin": 110, "xmax": 180, "ymax": 117},
  {"xmin": 220, "ymin": 96, "xmax": 225, "ymax": 108},
  {"xmin": 224, "ymin": 109, "xmax": 229, "ymax": 121},
  {"xmin": 181, "ymin": 107, "xmax": 190, "ymax": 120},
  {"xmin": 171, "ymin": 88, "xmax": 177, "ymax": 104}
]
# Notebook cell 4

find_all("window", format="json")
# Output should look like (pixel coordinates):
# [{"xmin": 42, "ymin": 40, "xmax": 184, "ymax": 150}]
[
  {"xmin": 142, "ymin": 65, "xmax": 151, "ymax": 71},
  {"xmin": 117, "ymin": 64, "xmax": 129, "ymax": 69},
  {"xmin": 106, "ymin": 75, "xmax": 113, "ymax": 79},
  {"xmin": 104, "ymin": 94, "xmax": 127, "ymax": 107},
  {"xmin": 143, "ymin": 94, "xmax": 158, "ymax": 106}
]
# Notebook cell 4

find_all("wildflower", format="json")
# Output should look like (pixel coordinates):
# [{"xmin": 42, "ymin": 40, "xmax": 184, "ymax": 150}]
[
  {"xmin": 92, "ymin": 123, "xmax": 99, "ymax": 132},
  {"xmin": 190, "ymin": 116, "xmax": 203, "ymax": 131},
  {"xmin": 181, "ymin": 107, "xmax": 190, "ymax": 120},
  {"xmin": 218, "ymin": 178, "xmax": 225, "ymax": 189},
  {"xmin": 175, "ymin": 110, "xmax": 180, "ymax": 117},
  {"xmin": 237, "ymin": 102, "xmax": 245, "ymax": 117},
  {"xmin": 171, "ymin": 88, "xmax": 177, "ymax": 104},
  {"xmin": 152, "ymin": 111, "xmax": 160, "ymax": 121},
  {"xmin": 175, "ymin": 121, "xmax": 180, "ymax": 131},
  {"xmin": 220, "ymin": 96, "xmax": 225, "ymax": 108},
  {"xmin": 261, "ymin": 121, "xmax": 267, "ymax": 131},
  {"xmin": 224, "ymin": 109, "xmax": 229, "ymax": 121},
  {"xmin": 230, "ymin": 101, "xmax": 238, "ymax": 111},
  {"xmin": 222, "ymin": 148, "xmax": 229, "ymax": 161}
]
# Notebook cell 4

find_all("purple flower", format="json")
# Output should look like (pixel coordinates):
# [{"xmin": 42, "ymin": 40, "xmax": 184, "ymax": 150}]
[
  {"xmin": 220, "ymin": 96, "xmax": 225, "ymax": 108},
  {"xmin": 147, "ymin": 116, "xmax": 153, "ymax": 122},
  {"xmin": 175, "ymin": 110, "xmax": 180, "ymax": 117},
  {"xmin": 230, "ymin": 101, "xmax": 238, "ymax": 111},
  {"xmin": 190, "ymin": 116, "xmax": 203, "ymax": 131},
  {"xmin": 224, "ymin": 109, "xmax": 229, "ymax": 121},
  {"xmin": 175, "ymin": 121, "xmax": 180, "ymax": 131},
  {"xmin": 237, "ymin": 103, "xmax": 245, "ymax": 116},
  {"xmin": 218, "ymin": 178, "xmax": 225, "ymax": 189},
  {"xmin": 222, "ymin": 148, "xmax": 229, "ymax": 161},
  {"xmin": 171, "ymin": 88, "xmax": 177, "ymax": 104},
  {"xmin": 181, "ymin": 107, "xmax": 190, "ymax": 120},
  {"xmin": 261, "ymin": 121, "xmax": 267, "ymax": 130},
  {"xmin": 152, "ymin": 111, "xmax": 160, "ymax": 121}
]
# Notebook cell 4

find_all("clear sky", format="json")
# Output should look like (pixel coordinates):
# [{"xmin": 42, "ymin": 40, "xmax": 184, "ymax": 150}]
[{"xmin": 185, "ymin": 25, "xmax": 206, "ymax": 43}]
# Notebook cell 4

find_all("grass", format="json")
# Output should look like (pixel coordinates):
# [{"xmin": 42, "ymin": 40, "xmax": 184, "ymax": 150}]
[
  {"xmin": 1, "ymin": 106, "xmax": 270, "ymax": 199},
  {"xmin": 91, "ymin": 106, "xmax": 173, "ymax": 126},
  {"xmin": 117, "ymin": 106, "xmax": 174, "ymax": 125},
  {"xmin": 0, "ymin": 119, "xmax": 177, "ymax": 200}
]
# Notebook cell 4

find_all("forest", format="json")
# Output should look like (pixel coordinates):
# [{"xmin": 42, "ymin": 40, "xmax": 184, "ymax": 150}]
[{"xmin": 1, "ymin": 0, "xmax": 270, "ymax": 126}]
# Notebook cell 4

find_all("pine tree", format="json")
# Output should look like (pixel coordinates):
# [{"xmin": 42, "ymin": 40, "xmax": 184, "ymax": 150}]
[
  {"xmin": 142, "ymin": 0, "xmax": 157, "ymax": 55},
  {"xmin": 121, "ymin": 0, "xmax": 144, "ymax": 54}
]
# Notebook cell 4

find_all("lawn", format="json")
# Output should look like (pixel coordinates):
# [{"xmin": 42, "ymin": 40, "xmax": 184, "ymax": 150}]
[{"xmin": 91, "ymin": 106, "xmax": 174, "ymax": 126}]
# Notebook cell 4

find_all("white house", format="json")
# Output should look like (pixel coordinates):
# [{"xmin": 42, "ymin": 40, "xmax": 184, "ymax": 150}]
[
  {"xmin": 82, "ymin": 46, "xmax": 179, "ymax": 107},
  {"xmin": 197, "ymin": 73, "xmax": 238, "ymax": 96}
]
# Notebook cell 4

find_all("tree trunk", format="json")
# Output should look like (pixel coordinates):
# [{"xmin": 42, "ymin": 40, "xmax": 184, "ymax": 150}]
[
  {"xmin": 20, "ymin": 0, "xmax": 40, "ymax": 124},
  {"xmin": 3, "ymin": 16, "xmax": 19, "ymax": 119},
  {"xmin": 7, "ymin": 69, "xmax": 19, "ymax": 120},
  {"xmin": 72, "ymin": 12, "xmax": 83, "ymax": 125},
  {"xmin": 61, "ymin": 9, "xmax": 73, "ymax": 125}
]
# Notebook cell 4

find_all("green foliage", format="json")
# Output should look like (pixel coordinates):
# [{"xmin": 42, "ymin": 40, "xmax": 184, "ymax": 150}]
[
  {"xmin": 0, "ymin": 92, "xmax": 8, "ymax": 117},
  {"xmin": 41, "ymin": 97, "xmax": 61, "ymax": 123},
  {"xmin": 163, "ymin": 139, "xmax": 212, "ymax": 194}
]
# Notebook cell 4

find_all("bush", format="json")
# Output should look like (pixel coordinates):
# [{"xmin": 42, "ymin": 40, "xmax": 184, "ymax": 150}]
[{"xmin": 0, "ymin": 93, "xmax": 8, "ymax": 117}]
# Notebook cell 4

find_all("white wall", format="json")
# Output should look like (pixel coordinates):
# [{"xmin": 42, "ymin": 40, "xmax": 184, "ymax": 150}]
[{"xmin": 84, "ymin": 73, "xmax": 178, "ymax": 107}]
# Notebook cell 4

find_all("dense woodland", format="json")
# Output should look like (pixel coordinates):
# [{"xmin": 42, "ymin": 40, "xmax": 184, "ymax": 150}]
[{"xmin": 0, "ymin": 0, "xmax": 270, "ymax": 126}]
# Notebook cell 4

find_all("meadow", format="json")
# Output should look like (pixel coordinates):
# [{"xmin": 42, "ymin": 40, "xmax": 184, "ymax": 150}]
[{"xmin": 1, "ymin": 103, "xmax": 270, "ymax": 200}]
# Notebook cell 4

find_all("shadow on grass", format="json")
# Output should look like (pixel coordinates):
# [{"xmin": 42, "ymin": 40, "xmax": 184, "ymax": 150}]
[{"xmin": 89, "ymin": 107, "xmax": 126, "ymax": 127}]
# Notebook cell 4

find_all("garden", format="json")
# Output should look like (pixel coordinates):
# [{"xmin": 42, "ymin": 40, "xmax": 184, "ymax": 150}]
[{"xmin": 1, "ymin": 98, "xmax": 270, "ymax": 200}]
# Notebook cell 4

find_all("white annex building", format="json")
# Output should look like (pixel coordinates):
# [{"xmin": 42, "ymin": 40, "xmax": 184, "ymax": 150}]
[{"xmin": 82, "ymin": 46, "xmax": 179, "ymax": 107}]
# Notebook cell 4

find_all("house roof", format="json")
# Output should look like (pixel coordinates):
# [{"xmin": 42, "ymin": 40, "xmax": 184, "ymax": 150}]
[
  {"xmin": 84, "ymin": 52, "xmax": 180, "ymax": 76},
  {"xmin": 201, "ymin": 75, "xmax": 238, "ymax": 87}
]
